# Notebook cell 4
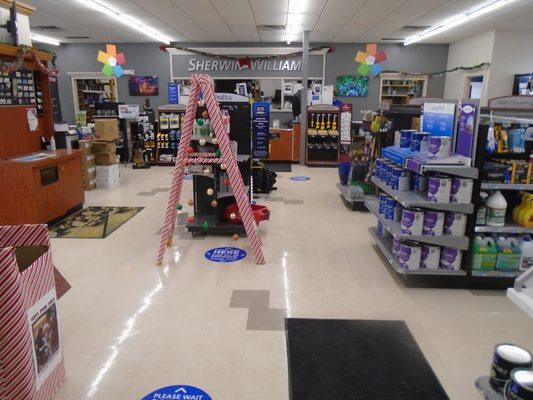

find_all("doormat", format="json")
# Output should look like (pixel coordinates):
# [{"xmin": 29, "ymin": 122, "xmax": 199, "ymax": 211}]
[
  {"xmin": 286, "ymin": 318, "xmax": 449, "ymax": 400},
  {"xmin": 267, "ymin": 163, "xmax": 292, "ymax": 172},
  {"xmin": 54, "ymin": 266, "xmax": 71, "ymax": 300},
  {"xmin": 49, "ymin": 206, "xmax": 143, "ymax": 238}
]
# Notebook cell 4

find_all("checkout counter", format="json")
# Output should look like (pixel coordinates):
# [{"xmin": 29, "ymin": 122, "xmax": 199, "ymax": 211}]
[{"xmin": 268, "ymin": 122, "xmax": 300, "ymax": 162}]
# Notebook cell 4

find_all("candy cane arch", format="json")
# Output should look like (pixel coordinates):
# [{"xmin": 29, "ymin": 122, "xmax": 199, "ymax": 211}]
[{"xmin": 157, "ymin": 74, "xmax": 265, "ymax": 265}]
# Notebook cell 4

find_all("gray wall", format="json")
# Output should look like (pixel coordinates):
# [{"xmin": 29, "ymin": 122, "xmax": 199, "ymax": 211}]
[{"xmin": 45, "ymin": 42, "xmax": 448, "ymax": 123}]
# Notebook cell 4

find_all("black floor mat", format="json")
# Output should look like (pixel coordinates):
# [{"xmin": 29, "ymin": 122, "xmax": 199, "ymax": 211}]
[
  {"xmin": 267, "ymin": 163, "xmax": 292, "ymax": 172},
  {"xmin": 286, "ymin": 318, "xmax": 449, "ymax": 400}
]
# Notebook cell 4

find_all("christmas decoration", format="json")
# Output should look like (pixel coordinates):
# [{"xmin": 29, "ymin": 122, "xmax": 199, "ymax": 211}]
[
  {"xmin": 207, "ymin": 188, "xmax": 214, "ymax": 196},
  {"xmin": 187, "ymin": 216, "xmax": 195, "ymax": 224},
  {"xmin": 212, "ymin": 138, "xmax": 218, "ymax": 144},
  {"xmin": 220, "ymin": 163, "xmax": 226, "ymax": 170},
  {"xmin": 232, "ymin": 233, "xmax": 239, "ymax": 241},
  {"xmin": 198, "ymin": 99, "xmax": 205, "ymax": 107},
  {"xmin": 355, "ymin": 44, "xmax": 387, "ymax": 77},
  {"xmin": 202, "ymin": 220, "xmax": 209, "ymax": 229},
  {"xmin": 197, "ymin": 119, "xmax": 204, "ymax": 126},
  {"xmin": 202, "ymin": 110, "xmax": 209, "ymax": 119},
  {"xmin": 176, "ymin": 204, "xmax": 183, "ymax": 210},
  {"xmin": 188, "ymin": 199, "xmax": 194, "ymax": 206},
  {"xmin": 0, "ymin": 46, "xmax": 58, "ymax": 76},
  {"xmin": 211, "ymin": 200, "xmax": 218, "ymax": 207},
  {"xmin": 187, "ymin": 147, "xmax": 194, "ymax": 154},
  {"xmin": 97, "ymin": 44, "xmax": 126, "ymax": 77},
  {"xmin": 215, "ymin": 149, "xmax": 222, "ymax": 157},
  {"xmin": 230, "ymin": 212, "xmax": 237, "ymax": 220},
  {"xmin": 203, "ymin": 167, "xmax": 210, "ymax": 174},
  {"xmin": 238, "ymin": 56, "xmax": 252, "ymax": 69},
  {"xmin": 199, "ymin": 138, "xmax": 206, "ymax": 146},
  {"xmin": 382, "ymin": 62, "xmax": 491, "ymax": 79},
  {"xmin": 224, "ymin": 179, "xmax": 230, "ymax": 186}
]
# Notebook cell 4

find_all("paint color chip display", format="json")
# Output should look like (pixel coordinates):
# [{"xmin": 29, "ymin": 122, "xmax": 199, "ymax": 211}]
[{"xmin": 205, "ymin": 247, "xmax": 246, "ymax": 263}]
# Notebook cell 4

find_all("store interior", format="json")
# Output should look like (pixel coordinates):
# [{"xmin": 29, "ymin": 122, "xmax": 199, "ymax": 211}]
[{"xmin": 1, "ymin": 0, "xmax": 533, "ymax": 399}]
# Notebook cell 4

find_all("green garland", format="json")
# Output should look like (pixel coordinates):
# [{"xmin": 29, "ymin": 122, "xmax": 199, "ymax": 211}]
[{"xmin": 381, "ymin": 62, "xmax": 490, "ymax": 79}]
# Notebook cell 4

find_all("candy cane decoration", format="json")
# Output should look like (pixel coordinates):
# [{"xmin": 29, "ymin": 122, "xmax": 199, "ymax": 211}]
[{"xmin": 157, "ymin": 74, "xmax": 265, "ymax": 265}]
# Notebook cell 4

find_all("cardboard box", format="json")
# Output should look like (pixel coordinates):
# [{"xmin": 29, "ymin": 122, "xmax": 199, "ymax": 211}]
[
  {"xmin": 95, "ymin": 153, "xmax": 117, "ymax": 166},
  {"xmin": 411, "ymin": 117, "xmax": 421, "ymax": 131},
  {"xmin": 82, "ymin": 155, "xmax": 96, "ymax": 169},
  {"xmin": 96, "ymin": 164, "xmax": 120, "ymax": 178},
  {"xmin": 92, "ymin": 141, "xmax": 116, "ymax": 155},
  {"xmin": 83, "ymin": 168, "xmax": 96, "ymax": 182},
  {"xmin": 96, "ymin": 175, "xmax": 120, "ymax": 189},
  {"xmin": 84, "ymin": 180, "xmax": 96, "ymax": 191},
  {"xmin": 79, "ymin": 139, "xmax": 93, "ymax": 153},
  {"xmin": 94, "ymin": 118, "xmax": 119, "ymax": 141}
]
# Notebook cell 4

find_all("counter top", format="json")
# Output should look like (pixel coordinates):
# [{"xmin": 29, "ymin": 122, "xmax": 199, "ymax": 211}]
[{"xmin": 0, "ymin": 149, "xmax": 82, "ymax": 167}]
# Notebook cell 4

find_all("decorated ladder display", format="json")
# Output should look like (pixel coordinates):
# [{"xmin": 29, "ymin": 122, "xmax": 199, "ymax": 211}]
[{"xmin": 157, "ymin": 74, "xmax": 265, "ymax": 265}]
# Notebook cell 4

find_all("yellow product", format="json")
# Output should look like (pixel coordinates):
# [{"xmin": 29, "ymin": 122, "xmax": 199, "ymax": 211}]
[
  {"xmin": 514, "ymin": 193, "xmax": 533, "ymax": 227},
  {"xmin": 497, "ymin": 126, "xmax": 509, "ymax": 153}
]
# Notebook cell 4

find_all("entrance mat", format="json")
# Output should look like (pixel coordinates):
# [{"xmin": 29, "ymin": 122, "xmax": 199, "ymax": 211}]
[
  {"xmin": 267, "ymin": 163, "xmax": 292, "ymax": 172},
  {"xmin": 54, "ymin": 266, "xmax": 71, "ymax": 300},
  {"xmin": 50, "ymin": 206, "xmax": 143, "ymax": 238},
  {"xmin": 286, "ymin": 319, "xmax": 449, "ymax": 400}
]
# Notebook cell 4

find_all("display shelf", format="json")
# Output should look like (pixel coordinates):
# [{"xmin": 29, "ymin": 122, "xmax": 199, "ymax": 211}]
[
  {"xmin": 405, "ymin": 154, "xmax": 478, "ymax": 178},
  {"xmin": 471, "ymin": 270, "xmax": 523, "ymax": 278},
  {"xmin": 507, "ymin": 267, "xmax": 533, "ymax": 318},
  {"xmin": 186, "ymin": 214, "xmax": 246, "ymax": 235},
  {"xmin": 366, "ymin": 200, "xmax": 469, "ymax": 250},
  {"xmin": 338, "ymin": 183, "xmax": 377, "ymax": 211},
  {"xmin": 369, "ymin": 227, "xmax": 467, "ymax": 276},
  {"xmin": 420, "ymin": 164, "xmax": 478, "ymax": 179},
  {"xmin": 371, "ymin": 176, "xmax": 475, "ymax": 214},
  {"xmin": 475, "ymin": 376, "xmax": 503, "ymax": 400},
  {"xmin": 480, "ymin": 182, "xmax": 533, "ymax": 190},
  {"xmin": 475, "ymin": 224, "xmax": 533, "ymax": 234}
]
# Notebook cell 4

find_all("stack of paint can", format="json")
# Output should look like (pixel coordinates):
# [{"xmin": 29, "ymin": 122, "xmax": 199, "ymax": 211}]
[
  {"xmin": 488, "ymin": 343, "xmax": 533, "ymax": 398},
  {"xmin": 427, "ymin": 175, "xmax": 473, "ymax": 203},
  {"xmin": 378, "ymin": 193, "xmax": 401, "ymax": 223},
  {"xmin": 374, "ymin": 158, "xmax": 411, "ymax": 192}
]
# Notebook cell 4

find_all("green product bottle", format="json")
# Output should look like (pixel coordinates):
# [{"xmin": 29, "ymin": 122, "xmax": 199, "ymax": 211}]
[{"xmin": 471, "ymin": 236, "xmax": 497, "ymax": 271}]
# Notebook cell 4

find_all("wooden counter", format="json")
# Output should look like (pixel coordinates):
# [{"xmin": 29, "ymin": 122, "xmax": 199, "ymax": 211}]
[
  {"xmin": 268, "ymin": 123, "xmax": 300, "ymax": 161},
  {"xmin": 0, "ymin": 149, "xmax": 84, "ymax": 225}
]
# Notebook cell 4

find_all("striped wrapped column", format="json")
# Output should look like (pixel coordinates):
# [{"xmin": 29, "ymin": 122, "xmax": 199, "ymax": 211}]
[{"xmin": 0, "ymin": 224, "xmax": 65, "ymax": 400}]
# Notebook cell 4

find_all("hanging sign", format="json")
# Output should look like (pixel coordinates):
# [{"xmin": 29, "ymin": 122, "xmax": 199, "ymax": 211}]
[
  {"xmin": 205, "ymin": 247, "xmax": 246, "ymax": 263},
  {"xmin": 252, "ymin": 101, "xmax": 270, "ymax": 159},
  {"xmin": 488, "ymin": 95, "xmax": 533, "ymax": 109},
  {"xmin": 455, "ymin": 102, "xmax": 477, "ymax": 158},
  {"xmin": 118, "ymin": 104, "xmax": 139, "ymax": 119},
  {"xmin": 422, "ymin": 102, "xmax": 455, "ymax": 137},
  {"xmin": 142, "ymin": 385, "xmax": 212, "ymax": 400},
  {"xmin": 168, "ymin": 82, "xmax": 179, "ymax": 104}
]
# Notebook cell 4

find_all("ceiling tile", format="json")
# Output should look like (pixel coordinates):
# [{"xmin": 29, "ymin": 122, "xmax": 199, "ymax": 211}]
[
  {"xmin": 210, "ymin": 0, "xmax": 261, "ymax": 41},
  {"xmin": 312, "ymin": 0, "xmax": 366, "ymax": 42},
  {"xmin": 250, "ymin": 0, "xmax": 288, "ymax": 26}
]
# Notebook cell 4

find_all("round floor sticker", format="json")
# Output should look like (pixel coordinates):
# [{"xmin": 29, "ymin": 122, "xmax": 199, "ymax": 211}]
[
  {"xmin": 289, "ymin": 176, "xmax": 311, "ymax": 181},
  {"xmin": 142, "ymin": 385, "xmax": 212, "ymax": 400},
  {"xmin": 205, "ymin": 247, "xmax": 246, "ymax": 263}
]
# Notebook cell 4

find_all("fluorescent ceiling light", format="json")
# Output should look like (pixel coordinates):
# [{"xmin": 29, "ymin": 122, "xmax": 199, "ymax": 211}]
[
  {"xmin": 81, "ymin": 0, "xmax": 171, "ymax": 44},
  {"xmin": 404, "ymin": 0, "xmax": 517, "ymax": 45},
  {"xmin": 30, "ymin": 32, "xmax": 60, "ymax": 46},
  {"xmin": 284, "ymin": 0, "xmax": 308, "ymax": 44}
]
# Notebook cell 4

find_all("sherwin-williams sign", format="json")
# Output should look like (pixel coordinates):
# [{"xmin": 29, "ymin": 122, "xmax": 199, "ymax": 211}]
[{"xmin": 188, "ymin": 58, "xmax": 302, "ymax": 72}]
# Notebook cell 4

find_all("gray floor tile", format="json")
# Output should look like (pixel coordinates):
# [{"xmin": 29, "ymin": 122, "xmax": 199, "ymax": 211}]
[
  {"xmin": 230, "ymin": 290, "xmax": 270, "ymax": 309},
  {"xmin": 247, "ymin": 308, "xmax": 287, "ymax": 331}
]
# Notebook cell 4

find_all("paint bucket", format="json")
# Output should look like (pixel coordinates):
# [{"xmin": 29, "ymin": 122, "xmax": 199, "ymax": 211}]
[
  {"xmin": 379, "ymin": 194, "xmax": 389, "ymax": 215},
  {"xmin": 383, "ymin": 163, "xmax": 392, "ymax": 185},
  {"xmin": 450, "ymin": 178, "xmax": 474, "ymax": 204},
  {"xmin": 375, "ymin": 159, "xmax": 384, "ymax": 179},
  {"xmin": 427, "ymin": 136, "xmax": 452, "ymax": 159},
  {"xmin": 400, "ymin": 208, "xmax": 424, "ymax": 236},
  {"xmin": 422, "ymin": 210, "xmax": 445, "ymax": 236},
  {"xmin": 421, "ymin": 244, "xmax": 441, "ymax": 269},
  {"xmin": 400, "ymin": 130, "xmax": 414, "ymax": 149},
  {"xmin": 427, "ymin": 176, "xmax": 452, "ymax": 203},
  {"xmin": 505, "ymin": 369, "xmax": 533, "ymax": 399},
  {"xmin": 397, "ymin": 169, "xmax": 411, "ymax": 191},
  {"xmin": 411, "ymin": 173, "xmax": 428, "ymax": 192},
  {"xmin": 392, "ymin": 238, "xmax": 402, "ymax": 258},
  {"xmin": 377, "ymin": 222, "xmax": 391, "ymax": 238},
  {"xmin": 489, "ymin": 343, "xmax": 533, "ymax": 392},
  {"xmin": 444, "ymin": 212, "xmax": 467, "ymax": 236},
  {"xmin": 440, "ymin": 246, "xmax": 462, "ymax": 271},
  {"xmin": 385, "ymin": 197, "xmax": 400, "ymax": 221},
  {"xmin": 410, "ymin": 132, "xmax": 429, "ymax": 152},
  {"xmin": 398, "ymin": 241, "xmax": 421, "ymax": 270}
]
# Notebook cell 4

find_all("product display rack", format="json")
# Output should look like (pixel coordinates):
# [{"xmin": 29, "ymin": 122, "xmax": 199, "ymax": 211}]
[
  {"xmin": 74, "ymin": 78, "xmax": 116, "ymax": 123},
  {"xmin": 156, "ymin": 104, "xmax": 186, "ymax": 166},
  {"xmin": 379, "ymin": 73, "xmax": 428, "ymax": 106},
  {"xmin": 306, "ymin": 104, "xmax": 340, "ymax": 166},
  {"xmin": 131, "ymin": 111, "xmax": 157, "ymax": 168}
]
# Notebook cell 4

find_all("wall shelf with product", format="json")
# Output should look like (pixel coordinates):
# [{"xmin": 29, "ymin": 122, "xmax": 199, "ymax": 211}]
[
  {"xmin": 306, "ymin": 105, "xmax": 339, "ymax": 166},
  {"xmin": 156, "ymin": 104, "xmax": 186, "ymax": 166},
  {"xmin": 186, "ymin": 93, "xmax": 254, "ymax": 236},
  {"xmin": 131, "ymin": 105, "xmax": 157, "ymax": 168},
  {"xmin": 379, "ymin": 73, "xmax": 428, "ymax": 106},
  {"xmin": 69, "ymin": 73, "xmax": 118, "ymax": 123}
]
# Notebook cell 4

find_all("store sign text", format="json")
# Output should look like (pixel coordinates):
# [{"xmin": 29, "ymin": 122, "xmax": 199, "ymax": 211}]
[{"xmin": 187, "ymin": 58, "xmax": 302, "ymax": 72}]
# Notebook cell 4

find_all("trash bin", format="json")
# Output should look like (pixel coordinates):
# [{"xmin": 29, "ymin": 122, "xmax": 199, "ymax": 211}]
[{"xmin": 0, "ymin": 224, "xmax": 65, "ymax": 400}]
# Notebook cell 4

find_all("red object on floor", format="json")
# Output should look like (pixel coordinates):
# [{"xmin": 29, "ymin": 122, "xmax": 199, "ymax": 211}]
[{"xmin": 225, "ymin": 203, "xmax": 270, "ymax": 225}]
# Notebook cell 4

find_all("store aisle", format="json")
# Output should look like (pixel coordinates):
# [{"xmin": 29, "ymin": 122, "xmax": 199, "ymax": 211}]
[{"xmin": 51, "ymin": 165, "xmax": 533, "ymax": 400}]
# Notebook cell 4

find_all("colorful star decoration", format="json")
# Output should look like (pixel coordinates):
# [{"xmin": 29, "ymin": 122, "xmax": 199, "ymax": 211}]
[
  {"xmin": 355, "ymin": 43, "xmax": 387, "ymax": 77},
  {"xmin": 97, "ymin": 44, "xmax": 126, "ymax": 77}
]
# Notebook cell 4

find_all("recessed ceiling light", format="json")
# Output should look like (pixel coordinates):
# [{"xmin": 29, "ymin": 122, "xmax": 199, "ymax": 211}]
[
  {"xmin": 80, "ymin": 0, "xmax": 171, "ymax": 44},
  {"xmin": 404, "ymin": 0, "xmax": 517, "ymax": 45}
]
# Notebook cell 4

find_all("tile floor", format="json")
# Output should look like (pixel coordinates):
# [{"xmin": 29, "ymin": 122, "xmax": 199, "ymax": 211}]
[{"xmin": 50, "ymin": 164, "xmax": 533, "ymax": 400}]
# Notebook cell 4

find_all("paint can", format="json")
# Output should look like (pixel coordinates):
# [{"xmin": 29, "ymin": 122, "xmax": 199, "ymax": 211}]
[
  {"xmin": 505, "ymin": 369, "xmax": 533, "ymax": 399},
  {"xmin": 390, "ymin": 167, "xmax": 401, "ymax": 190},
  {"xmin": 383, "ymin": 163, "xmax": 392, "ymax": 185},
  {"xmin": 489, "ymin": 343, "xmax": 533, "ymax": 392},
  {"xmin": 398, "ymin": 241, "xmax": 421, "ymax": 270},
  {"xmin": 444, "ymin": 212, "xmax": 467, "ymax": 236},
  {"xmin": 377, "ymin": 222, "xmax": 391, "ymax": 238},
  {"xmin": 427, "ymin": 175, "xmax": 452, "ymax": 203},
  {"xmin": 392, "ymin": 238, "xmax": 402, "ymax": 258},
  {"xmin": 410, "ymin": 132, "xmax": 429, "ymax": 152},
  {"xmin": 450, "ymin": 178, "xmax": 474, "ymax": 204},
  {"xmin": 440, "ymin": 246, "xmax": 462, "ymax": 271},
  {"xmin": 411, "ymin": 173, "xmax": 428, "ymax": 192},
  {"xmin": 385, "ymin": 197, "xmax": 400, "ymax": 221},
  {"xmin": 420, "ymin": 244, "xmax": 441, "ymax": 269},
  {"xmin": 400, "ymin": 130, "xmax": 414, "ymax": 148},
  {"xmin": 379, "ymin": 194, "xmax": 389, "ymax": 215},
  {"xmin": 375, "ymin": 159, "xmax": 384, "ymax": 179},
  {"xmin": 400, "ymin": 208, "xmax": 424, "ymax": 236},
  {"xmin": 397, "ymin": 169, "xmax": 411, "ymax": 191},
  {"xmin": 422, "ymin": 210, "xmax": 445, "ymax": 236},
  {"xmin": 427, "ymin": 136, "xmax": 452, "ymax": 159}
]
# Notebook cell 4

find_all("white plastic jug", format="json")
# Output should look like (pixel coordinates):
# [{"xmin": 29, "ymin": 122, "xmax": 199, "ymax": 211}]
[{"xmin": 520, "ymin": 236, "xmax": 533, "ymax": 271}]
